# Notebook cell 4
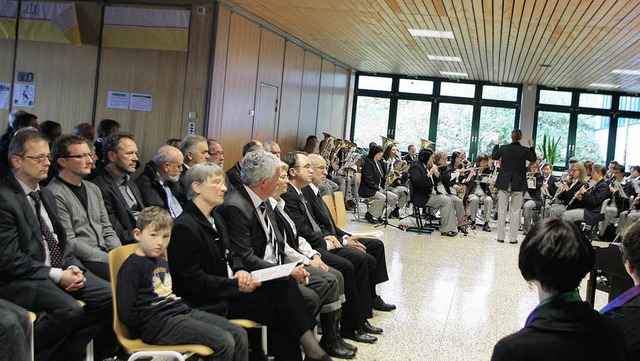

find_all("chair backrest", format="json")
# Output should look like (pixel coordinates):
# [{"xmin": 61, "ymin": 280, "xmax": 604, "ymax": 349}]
[
  {"xmin": 108, "ymin": 244, "xmax": 144, "ymax": 343},
  {"xmin": 333, "ymin": 191, "xmax": 347, "ymax": 229},
  {"xmin": 322, "ymin": 194, "xmax": 338, "ymax": 225}
]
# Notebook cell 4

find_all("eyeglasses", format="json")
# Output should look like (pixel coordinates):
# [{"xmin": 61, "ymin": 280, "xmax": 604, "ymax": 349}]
[
  {"xmin": 25, "ymin": 154, "xmax": 51, "ymax": 163},
  {"xmin": 63, "ymin": 153, "xmax": 95, "ymax": 160},
  {"xmin": 209, "ymin": 151, "xmax": 224, "ymax": 157}
]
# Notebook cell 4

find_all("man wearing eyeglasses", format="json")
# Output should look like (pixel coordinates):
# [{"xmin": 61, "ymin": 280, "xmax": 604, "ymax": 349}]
[
  {"xmin": 208, "ymin": 138, "xmax": 233, "ymax": 191},
  {"xmin": 47, "ymin": 134, "xmax": 122, "ymax": 281},
  {"xmin": 0, "ymin": 130, "xmax": 114, "ymax": 361},
  {"xmin": 178, "ymin": 134, "xmax": 210, "ymax": 202}
]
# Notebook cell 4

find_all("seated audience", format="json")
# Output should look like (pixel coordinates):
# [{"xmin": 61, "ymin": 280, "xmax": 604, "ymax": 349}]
[
  {"xmin": 602, "ymin": 221, "xmax": 640, "ymax": 359},
  {"xmin": 491, "ymin": 218, "xmax": 627, "ymax": 361},
  {"xmin": 73, "ymin": 122, "xmax": 95, "ymax": 142},
  {"xmin": 47, "ymin": 134, "xmax": 121, "ymax": 280},
  {"xmin": 93, "ymin": 118, "xmax": 120, "ymax": 164},
  {"xmin": 136, "ymin": 145, "xmax": 184, "ymax": 218},
  {"xmin": 40, "ymin": 120, "xmax": 62, "ymax": 145},
  {"xmin": 91, "ymin": 133, "xmax": 145, "ymax": 244},
  {"xmin": 0, "ymin": 299, "xmax": 31, "ymax": 361},
  {"xmin": 167, "ymin": 162, "xmax": 331, "ymax": 361},
  {"xmin": 264, "ymin": 140, "xmax": 281, "ymax": 158},
  {"xmin": 166, "ymin": 138, "xmax": 182, "ymax": 149},
  {"xmin": 208, "ymin": 138, "xmax": 231, "ymax": 189},
  {"xmin": 179, "ymin": 134, "xmax": 211, "ymax": 202},
  {"xmin": 226, "ymin": 140, "xmax": 263, "ymax": 189},
  {"xmin": 117, "ymin": 206, "xmax": 249, "ymax": 361},
  {"xmin": 0, "ymin": 130, "xmax": 113, "ymax": 361},
  {"xmin": 0, "ymin": 111, "xmax": 38, "ymax": 179}
]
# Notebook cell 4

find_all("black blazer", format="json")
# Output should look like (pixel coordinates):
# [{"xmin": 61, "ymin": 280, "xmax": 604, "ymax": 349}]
[
  {"xmin": 216, "ymin": 185, "xmax": 286, "ymax": 271},
  {"xmin": 570, "ymin": 179, "xmax": 612, "ymax": 225},
  {"xmin": 0, "ymin": 174, "xmax": 78, "ymax": 285},
  {"xmin": 492, "ymin": 142, "xmax": 537, "ymax": 191},
  {"xmin": 168, "ymin": 201, "xmax": 241, "ymax": 316},
  {"xmin": 225, "ymin": 162, "xmax": 242, "ymax": 190},
  {"xmin": 302, "ymin": 185, "xmax": 348, "ymax": 238},
  {"xmin": 408, "ymin": 161, "xmax": 433, "ymax": 208},
  {"xmin": 526, "ymin": 173, "xmax": 545, "ymax": 206},
  {"xmin": 492, "ymin": 301, "xmax": 627, "ymax": 361},
  {"xmin": 280, "ymin": 184, "xmax": 327, "ymax": 250},
  {"xmin": 359, "ymin": 158, "xmax": 384, "ymax": 198},
  {"xmin": 544, "ymin": 175, "xmax": 559, "ymax": 198},
  {"xmin": 90, "ymin": 167, "xmax": 145, "ymax": 244},
  {"xmin": 604, "ymin": 292, "xmax": 640, "ymax": 360},
  {"xmin": 135, "ymin": 161, "xmax": 182, "ymax": 210},
  {"xmin": 403, "ymin": 153, "xmax": 417, "ymax": 163}
]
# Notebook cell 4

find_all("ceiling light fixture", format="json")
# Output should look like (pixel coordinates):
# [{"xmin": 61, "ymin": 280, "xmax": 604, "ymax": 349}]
[
  {"xmin": 428, "ymin": 55, "xmax": 462, "ymax": 62},
  {"xmin": 408, "ymin": 29, "xmax": 454, "ymax": 39},
  {"xmin": 588, "ymin": 83, "xmax": 619, "ymax": 89},
  {"xmin": 440, "ymin": 71, "xmax": 468, "ymax": 77},
  {"xmin": 612, "ymin": 69, "xmax": 640, "ymax": 76}
]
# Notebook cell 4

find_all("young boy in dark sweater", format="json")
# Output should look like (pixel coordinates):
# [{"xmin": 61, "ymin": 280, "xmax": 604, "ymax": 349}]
[{"xmin": 116, "ymin": 206, "xmax": 249, "ymax": 361}]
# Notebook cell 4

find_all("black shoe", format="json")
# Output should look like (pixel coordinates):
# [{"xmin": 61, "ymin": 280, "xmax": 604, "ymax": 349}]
[
  {"xmin": 304, "ymin": 354, "xmax": 333, "ymax": 361},
  {"xmin": 319, "ymin": 337, "xmax": 356, "ymax": 359},
  {"xmin": 483, "ymin": 223, "xmax": 491, "ymax": 232},
  {"xmin": 338, "ymin": 337, "xmax": 357, "ymax": 352},
  {"xmin": 458, "ymin": 226, "xmax": 468, "ymax": 235},
  {"xmin": 470, "ymin": 221, "xmax": 477, "ymax": 230},
  {"xmin": 364, "ymin": 212, "xmax": 377, "ymax": 224},
  {"xmin": 497, "ymin": 239, "xmax": 505, "ymax": 243},
  {"xmin": 363, "ymin": 320, "xmax": 383, "ymax": 334},
  {"xmin": 509, "ymin": 240, "xmax": 518, "ymax": 244},
  {"xmin": 389, "ymin": 207, "xmax": 400, "ymax": 219},
  {"xmin": 340, "ymin": 329, "xmax": 377, "ymax": 344},
  {"xmin": 372, "ymin": 295, "xmax": 396, "ymax": 311},
  {"xmin": 441, "ymin": 231, "xmax": 457, "ymax": 237}
]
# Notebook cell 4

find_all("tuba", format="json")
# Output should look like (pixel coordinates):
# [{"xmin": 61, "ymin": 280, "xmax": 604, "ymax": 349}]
[
  {"xmin": 380, "ymin": 135, "xmax": 398, "ymax": 152},
  {"xmin": 420, "ymin": 138, "xmax": 435, "ymax": 152},
  {"xmin": 319, "ymin": 132, "xmax": 337, "ymax": 165}
]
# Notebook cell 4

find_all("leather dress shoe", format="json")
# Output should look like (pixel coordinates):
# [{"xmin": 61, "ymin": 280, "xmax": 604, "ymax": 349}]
[
  {"xmin": 372, "ymin": 295, "xmax": 396, "ymax": 311},
  {"xmin": 341, "ymin": 329, "xmax": 377, "ymax": 344},
  {"xmin": 389, "ymin": 207, "xmax": 400, "ymax": 219},
  {"xmin": 364, "ymin": 212, "xmax": 378, "ymax": 224},
  {"xmin": 509, "ymin": 239, "xmax": 518, "ymax": 244},
  {"xmin": 339, "ymin": 338, "xmax": 357, "ymax": 352},
  {"xmin": 304, "ymin": 354, "xmax": 333, "ymax": 361},
  {"xmin": 441, "ymin": 231, "xmax": 457, "ymax": 237},
  {"xmin": 363, "ymin": 320, "xmax": 383, "ymax": 334},
  {"xmin": 497, "ymin": 239, "xmax": 505, "ymax": 243},
  {"xmin": 483, "ymin": 223, "xmax": 491, "ymax": 232},
  {"xmin": 320, "ymin": 337, "xmax": 356, "ymax": 359}
]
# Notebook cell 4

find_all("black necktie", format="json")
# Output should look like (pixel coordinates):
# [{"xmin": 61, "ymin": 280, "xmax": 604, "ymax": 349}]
[
  {"xmin": 28, "ymin": 191, "xmax": 63, "ymax": 268},
  {"xmin": 259, "ymin": 202, "xmax": 281, "ymax": 265},
  {"xmin": 301, "ymin": 194, "xmax": 322, "ymax": 233}
]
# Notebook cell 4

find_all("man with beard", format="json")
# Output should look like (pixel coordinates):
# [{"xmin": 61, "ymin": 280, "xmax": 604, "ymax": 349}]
[{"xmin": 136, "ymin": 145, "xmax": 184, "ymax": 218}]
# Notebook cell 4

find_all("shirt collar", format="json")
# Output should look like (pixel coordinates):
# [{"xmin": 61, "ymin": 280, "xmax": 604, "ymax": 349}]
[
  {"xmin": 106, "ymin": 166, "xmax": 129, "ymax": 186},
  {"xmin": 16, "ymin": 176, "xmax": 40, "ymax": 194},
  {"xmin": 243, "ymin": 184, "xmax": 265, "ymax": 210},
  {"xmin": 308, "ymin": 183, "xmax": 320, "ymax": 196}
]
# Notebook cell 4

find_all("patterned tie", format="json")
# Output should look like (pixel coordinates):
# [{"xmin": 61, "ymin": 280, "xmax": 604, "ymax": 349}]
[
  {"xmin": 259, "ymin": 202, "xmax": 281, "ymax": 264},
  {"xmin": 28, "ymin": 191, "xmax": 63, "ymax": 268}
]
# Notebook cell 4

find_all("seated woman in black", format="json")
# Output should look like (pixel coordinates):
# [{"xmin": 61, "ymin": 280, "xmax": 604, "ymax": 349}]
[
  {"xmin": 491, "ymin": 218, "xmax": 628, "ymax": 361},
  {"xmin": 167, "ymin": 162, "xmax": 331, "ymax": 361},
  {"xmin": 602, "ymin": 221, "xmax": 640, "ymax": 359}
]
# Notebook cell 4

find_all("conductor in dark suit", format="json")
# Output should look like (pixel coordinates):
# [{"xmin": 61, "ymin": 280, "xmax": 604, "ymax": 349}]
[
  {"xmin": 90, "ymin": 133, "xmax": 145, "ymax": 244},
  {"xmin": 491, "ymin": 129, "xmax": 536, "ymax": 244},
  {"xmin": 0, "ymin": 130, "xmax": 112, "ymax": 361}
]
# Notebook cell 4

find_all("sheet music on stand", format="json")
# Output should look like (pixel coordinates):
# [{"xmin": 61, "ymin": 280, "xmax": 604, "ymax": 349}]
[
  {"xmin": 478, "ymin": 175, "xmax": 495, "ymax": 184},
  {"xmin": 251, "ymin": 262, "xmax": 298, "ymax": 282}
]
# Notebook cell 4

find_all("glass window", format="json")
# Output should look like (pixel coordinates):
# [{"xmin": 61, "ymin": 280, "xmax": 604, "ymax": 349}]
[
  {"xmin": 436, "ymin": 103, "xmax": 473, "ymax": 156},
  {"xmin": 352, "ymin": 97, "xmax": 390, "ymax": 147},
  {"xmin": 574, "ymin": 114, "xmax": 609, "ymax": 165},
  {"xmin": 615, "ymin": 118, "xmax": 640, "ymax": 170},
  {"xmin": 535, "ymin": 111, "xmax": 570, "ymax": 166},
  {"xmin": 357, "ymin": 76, "xmax": 392, "ymax": 91},
  {"xmin": 619, "ymin": 96, "xmax": 640, "ymax": 112},
  {"xmin": 477, "ymin": 107, "xmax": 516, "ymax": 157},
  {"xmin": 539, "ymin": 90, "xmax": 572, "ymax": 106},
  {"xmin": 440, "ymin": 82, "xmax": 475, "ymax": 98},
  {"xmin": 398, "ymin": 79, "xmax": 433, "ymax": 95},
  {"xmin": 482, "ymin": 85, "xmax": 518, "ymax": 102},
  {"xmin": 578, "ymin": 93, "xmax": 612, "ymax": 109},
  {"xmin": 395, "ymin": 100, "xmax": 432, "ymax": 152}
]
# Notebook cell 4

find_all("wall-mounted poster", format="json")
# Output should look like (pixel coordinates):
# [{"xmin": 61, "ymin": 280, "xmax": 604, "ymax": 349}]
[{"xmin": 13, "ymin": 84, "xmax": 35, "ymax": 107}]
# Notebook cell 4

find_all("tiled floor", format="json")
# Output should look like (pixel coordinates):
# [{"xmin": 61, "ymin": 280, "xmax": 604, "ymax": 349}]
[{"xmin": 343, "ymin": 207, "xmax": 611, "ymax": 361}]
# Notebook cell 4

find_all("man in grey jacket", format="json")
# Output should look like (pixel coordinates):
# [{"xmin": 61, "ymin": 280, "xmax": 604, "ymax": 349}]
[{"xmin": 47, "ymin": 134, "xmax": 121, "ymax": 280}]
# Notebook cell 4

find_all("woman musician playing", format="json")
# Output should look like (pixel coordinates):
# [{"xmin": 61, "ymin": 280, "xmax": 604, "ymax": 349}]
[
  {"xmin": 465, "ymin": 154, "xmax": 493, "ymax": 232},
  {"xmin": 382, "ymin": 143, "xmax": 409, "ymax": 219},
  {"xmin": 522, "ymin": 162, "xmax": 545, "ymax": 234},
  {"xmin": 546, "ymin": 162, "xmax": 589, "ymax": 219},
  {"xmin": 436, "ymin": 152, "xmax": 466, "ymax": 234}
]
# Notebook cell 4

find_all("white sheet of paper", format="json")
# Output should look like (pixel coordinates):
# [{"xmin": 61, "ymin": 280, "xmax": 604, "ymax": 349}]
[
  {"xmin": 130, "ymin": 92, "xmax": 153, "ymax": 112},
  {"xmin": 251, "ymin": 262, "xmax": 298, "ymax": 282},
  {"xmin": 13, "ymin": 84, "xmax": 35, "ymax": 107},
  {"xmin": 0, "ymin": 82, "xmax": 9, "ymax": 109},
  {"xmin": 107, "ymin": 91, "xmax": 130, "ymax": 110}
]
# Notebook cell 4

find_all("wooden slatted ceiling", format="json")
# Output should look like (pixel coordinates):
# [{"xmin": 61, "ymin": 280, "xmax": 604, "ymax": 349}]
[{"xmin": 224, "ymin": 0, "xmax": 640, "ymax": 93}]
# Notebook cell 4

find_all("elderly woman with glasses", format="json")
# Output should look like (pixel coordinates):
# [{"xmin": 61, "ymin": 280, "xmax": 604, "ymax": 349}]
[{"xmin": 492, "ymin": 218, "xmax": 628, "ymax": 360}]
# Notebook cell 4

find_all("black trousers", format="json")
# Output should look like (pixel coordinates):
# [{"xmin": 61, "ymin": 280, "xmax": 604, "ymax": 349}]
[{"xmin": 0, "ymin": 299, "xmax": 31, "ymax": 361}]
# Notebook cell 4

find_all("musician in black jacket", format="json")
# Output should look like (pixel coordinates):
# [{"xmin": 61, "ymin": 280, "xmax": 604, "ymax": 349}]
[
  {"xmin": 521, "ymin": 162, "xmax": 544, "ymax": 234},
  {"xmin": 546, "ymin": 163, "xmax": 589, "ymax": 219},
  {"xmin": 491, "ymin": 129, "xmax": 537, "ymax": 244},
  {"xmin": 466, "ymin": 154, "xmax": 493, "ymax": 232},
  {"xmin": 603, "ymin": 164, "xmax": 632, "ymax": 238},
  {"xmin": 358, "ymin": 145, "xmax": 398, "ymax": 224},
  {"xmin": 561, "ymin": 164, "xmax": 612, "ymax": 225},
  {"xmin": 382, "ymin": 144, "xmax": 409, "ymax": 218}
]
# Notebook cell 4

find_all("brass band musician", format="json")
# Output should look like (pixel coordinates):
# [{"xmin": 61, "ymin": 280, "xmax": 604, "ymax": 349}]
[
  {"xmin": 614, "ymin": 165, "xmax": 640, "ymax": 237},
  {"xmin": 546, "ymin": 163, "xmax": 589, "ymax": 219},
  {"xmin": 521, "ymin": 162, "xmax": 544, "ymax": 234},
  {"xmin": 382, "ymin": 143, "xmax": 409, "ymax": 219},
  {"xmin": 557, "ymin": 164, "xmax": 611, "ymax": 225},
  {"xmin": 436, "ymin": 152, "xmax": 466, "ymax": 234},
  {"xmin": 465, "ymin": 154, "xmax": 493, "ymax": 232},
  {"xmin": 358, "ymin": 145, "xmax": 399, "ymax": 224}
]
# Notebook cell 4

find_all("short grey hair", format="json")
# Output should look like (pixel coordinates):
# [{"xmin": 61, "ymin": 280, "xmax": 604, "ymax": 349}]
[
  {"xmin": 184, "ymin": 162, "xmax": 224, "ymax": 201},
  {"xmin": 263, "ymin": 140, "xmax": 279, "ymax": 152},
  {"xmin": 241, "ymin": 150, "xmax": 280, "ymax": 187},
  {"xmin": 180, "ymin": 134, "xmax": 207, "ymax": 158}
]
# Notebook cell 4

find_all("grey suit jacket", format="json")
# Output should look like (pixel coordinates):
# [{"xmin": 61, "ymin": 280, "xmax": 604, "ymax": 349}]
[{"xmin": 47, "ymin": 178, "xmax": 121, "ymax": 263}]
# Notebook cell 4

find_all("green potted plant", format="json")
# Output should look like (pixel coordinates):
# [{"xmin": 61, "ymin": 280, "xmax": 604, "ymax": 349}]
[{"xmin": 538, "ymin": 134, "xmax": 561, "ymax": 167}]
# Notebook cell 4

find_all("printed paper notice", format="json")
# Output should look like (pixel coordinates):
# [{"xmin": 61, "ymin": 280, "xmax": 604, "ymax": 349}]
[
  {"xmin": 0, "ymin": 83, "xmax": 9, "ymax": 109},
  {"xmin": 13, "ymin": 84, "xmax": 35, "ymax": 107},
  {"xmin": 130, "ymin": 92, "xmax": 153, "ymax": 112},
  {"xmin": 107, "ymin": 91, "xmax": 130, "ymax": 110},
  {"xmin": 250, "ymin": 262, "xmax": 298, "ymax": 282}
]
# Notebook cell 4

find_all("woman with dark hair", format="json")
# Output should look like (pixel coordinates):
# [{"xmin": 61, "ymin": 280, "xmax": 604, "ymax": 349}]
[
  {"xmin": 358, "ymin": 145, "xmax": 398, "ymax": 224},
  {"xmin": 491, "ymin": 218, "xmax": 628, "ymax": 361},
  {"xmin": 602, "ymin": 221, "xmax": 640, "ymax": 359}
]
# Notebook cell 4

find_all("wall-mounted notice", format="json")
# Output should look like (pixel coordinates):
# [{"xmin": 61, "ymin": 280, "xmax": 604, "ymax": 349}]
[
  {"xmin": 0, "ymin": 83, "xmax": 10, "ymax": 110},
  {"xmin": 107, "ymin": 91, "xmax": 130, "ymax": 110},
  {"xmin": 13, "ymin": 84, "xmax": 35, "ymax": 107},
  {"xmin": 130, "ymin": 93, "xmax": 153, "ymax": 112}
]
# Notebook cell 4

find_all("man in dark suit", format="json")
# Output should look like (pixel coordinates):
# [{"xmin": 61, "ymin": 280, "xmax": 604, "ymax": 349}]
[
  {"xmin": 135, "ymin": 145, "xmax": 184, "ymax": 218},
  {"xmin": 0, "ymin": 130, "xmax": 112, "ymax": 361},
  {"xmin": 561, "ymin": 163, "xmax": 612, "ymax": 226},
  {"xmin": 177, "ymin": 134, "xmax": 210, "ymax": 203},
  {"xmin": 90, "ymin": 132, "xmax": 145, "ymax": 244},
  {"xmin": 403, "ymin": 144, "xmax": 418, "ymax": 163},
  {"xmin": 225, "ymin": 140, "xmax": 263, "ymax": 190},
  {"xmin": 281, "ymin": 151, "xmax": 386, "ymax": 344},
  {"xmin": 491, "ymin": 129, "xmax": 537, "ymax": 244}
]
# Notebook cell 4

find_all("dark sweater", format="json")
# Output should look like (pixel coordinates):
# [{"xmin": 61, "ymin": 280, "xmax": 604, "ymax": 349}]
[
  {"xmin": 116, "ymin": 254, "xmax": 189, "ymax": 342},
  {"xmin": 604, "ymin": 291, "xmax": 640, "ymax": 360}
]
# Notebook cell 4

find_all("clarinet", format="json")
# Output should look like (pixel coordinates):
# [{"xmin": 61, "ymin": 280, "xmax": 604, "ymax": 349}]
[{"xmin": 566, "ymin": 184, "xmax": 594, "ymax": 207}]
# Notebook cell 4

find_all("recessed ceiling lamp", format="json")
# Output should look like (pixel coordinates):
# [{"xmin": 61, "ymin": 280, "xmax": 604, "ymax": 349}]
[
  {"xmin": 588, "ymin": 83, "xmax": 619, "ymax": 89},
  {"xmin": 408, "ymin": 29, "xmax": 454, "ymax": 39},
  {"xmin": 428, "ymin": 55, "xmax": 462, "ymax": 62},
  {"xmin": 440, "ymin": 71, "xmax": 468, "ymax": 77},
  {"xmin": 612, "ymin": 69, "xmax": 640, "ymax": 76}
]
